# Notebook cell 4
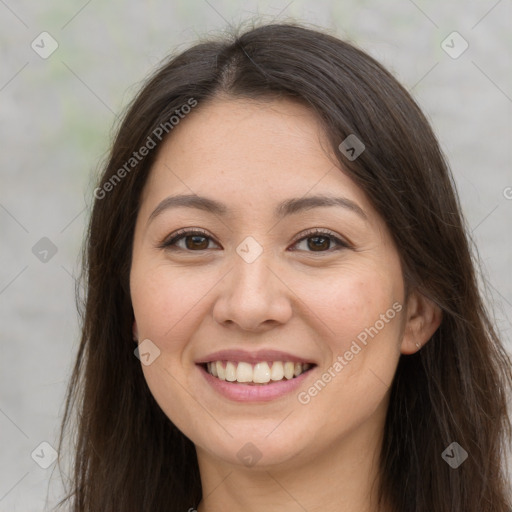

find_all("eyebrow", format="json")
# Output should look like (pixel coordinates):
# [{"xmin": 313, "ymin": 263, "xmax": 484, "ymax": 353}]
[{"xmin": 147, "ymin": 193, "xmax": 367, "ymax": 226}]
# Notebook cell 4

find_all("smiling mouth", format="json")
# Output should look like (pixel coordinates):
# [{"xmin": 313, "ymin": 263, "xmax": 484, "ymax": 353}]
[{"xmin": 201, "ymin": 360, "xmax": 315, "ymax": 385}]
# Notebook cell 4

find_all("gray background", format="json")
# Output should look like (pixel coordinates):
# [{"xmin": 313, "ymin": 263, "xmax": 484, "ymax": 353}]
[{"xmin": 1, "ymin": 1, "xmax": 511, "ymax": 510}]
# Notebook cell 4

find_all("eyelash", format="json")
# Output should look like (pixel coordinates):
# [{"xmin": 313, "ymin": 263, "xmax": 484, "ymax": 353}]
[{"xmin": 159, "ymin": 228, "xmax": 351, "ymax": 253}]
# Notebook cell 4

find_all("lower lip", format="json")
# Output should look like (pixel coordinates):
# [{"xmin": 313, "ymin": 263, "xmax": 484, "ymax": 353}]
[{"xmin": 198, "ymin": 364, "xmax": 315, "ymax": 402}]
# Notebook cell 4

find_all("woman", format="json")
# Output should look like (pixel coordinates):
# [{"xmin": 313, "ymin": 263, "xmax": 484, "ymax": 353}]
[{"xmin": 56, "ymin": 22, "xmax": 512, "ymax": 512}]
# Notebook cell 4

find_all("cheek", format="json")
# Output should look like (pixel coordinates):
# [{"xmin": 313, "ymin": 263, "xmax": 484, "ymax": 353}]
[
  {"xmin": 130, "ymin": 261, "xmax": 214, "ymax": 348},
  {"xmin": 296, "ymin": 264, "xmax": 404, "ymax": 403},
  {"xmin": 293, "ymin": 267, "xmax": 403, "ymax": 426},
  {"xmin": 130, "ymin": 262, "xmax": 214, "ymax": 434},
  {"xmin": 303, "ymin": 264, "xmax": 403, "ymax": 348}
]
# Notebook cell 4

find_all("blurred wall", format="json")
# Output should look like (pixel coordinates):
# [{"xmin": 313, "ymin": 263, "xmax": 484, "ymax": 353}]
[{"xmin": 1, "ymin": 1, "xmax": 511, "ymax": 510}]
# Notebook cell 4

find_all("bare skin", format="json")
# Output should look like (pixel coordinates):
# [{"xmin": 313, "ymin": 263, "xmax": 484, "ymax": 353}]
[{"xmin": 129, "ymin": 97, "xmax": 441, "ymax": 512}]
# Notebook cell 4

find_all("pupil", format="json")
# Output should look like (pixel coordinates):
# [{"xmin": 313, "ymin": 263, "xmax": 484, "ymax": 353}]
[
  {"xmin": 308, "ymin": 236, "xmax": 329, "ymax": 251},
  {"xmin": 187, "ymin": 235, "xmax": 208, "ymax": 250}
]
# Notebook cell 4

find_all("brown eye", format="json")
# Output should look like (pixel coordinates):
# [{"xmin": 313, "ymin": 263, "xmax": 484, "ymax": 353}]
[
  {"xmin": 305, "ymin": 235, "xmax": 331, "ymax": 251},
  {"xmin": 161, "ymin": 229, "xmax": 220, "ymax": 251},
  {"xmin": 160, "ymin": 228, "xmax": 350, "ymax": 253},
  {"xmin": 291, "ymin": 229, "xmax": 350, "ymax": 253},
  {"xmin": 183, "ymin": 234, "xmax": 210, "ymax": 250}
]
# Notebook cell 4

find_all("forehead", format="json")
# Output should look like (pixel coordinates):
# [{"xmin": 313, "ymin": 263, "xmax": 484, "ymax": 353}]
[{"xmin": 140, "ymin": 97, "xmax": 375, "ymax": 221}]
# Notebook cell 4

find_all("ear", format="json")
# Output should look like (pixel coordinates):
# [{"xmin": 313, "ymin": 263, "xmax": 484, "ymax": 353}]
[
  {"xmin": 400, "ymin": 290, "xmax": 442, "ymax": 354},
  {"xmin": 133, "ymin": 319, "xmax": 139, "ymax": 341}
]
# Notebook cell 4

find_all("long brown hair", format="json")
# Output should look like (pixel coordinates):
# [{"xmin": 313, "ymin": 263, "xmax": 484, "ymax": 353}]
[{"xmin": 56, "ymin": 22, "xmax": 512, "ymax": 511}]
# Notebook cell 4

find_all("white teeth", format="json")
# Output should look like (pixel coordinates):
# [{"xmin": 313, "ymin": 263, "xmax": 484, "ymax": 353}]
[
  {"xmin": 236, "ymin": 362, "xmax": 253, "ymax": 383},
  {"xmin": 225, "ymin": 361, "xmax": 237, "ymax": 381},
  {"xmin": 253, "ymin": 362, "xmax": 271, "ymax": 383},
  {"xmin": 216, "ymin": 361, "xmax": 225, "ymax": 380},
  {"xmin": 270, "ymin": 361, "xmax": 284, "ymax": 381},
  {"xmin": 205, "ymin": 360, "xmax": 313, "ymax": 383},
  {"xmin": 284, "ymin": 362, "xmax": 295, "ymax": 380}
]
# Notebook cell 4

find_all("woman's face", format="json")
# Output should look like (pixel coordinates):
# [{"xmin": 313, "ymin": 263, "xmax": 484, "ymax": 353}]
[{"xmin": 130, "ymin": 97, "xmax": 418, "ymax": 470}]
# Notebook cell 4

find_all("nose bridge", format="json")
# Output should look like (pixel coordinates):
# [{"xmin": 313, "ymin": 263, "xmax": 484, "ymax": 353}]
[
  {"xmin": 230, "ymin": 242, "xmax": 276, "ymax": 305},
  {"xmin": 213, "ymin": 238, "xmax": 292, "ymax": 330}
]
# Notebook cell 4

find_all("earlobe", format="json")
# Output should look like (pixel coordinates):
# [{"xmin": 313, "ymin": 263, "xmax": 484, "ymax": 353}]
[{"xmin": 400, "ymin": 290, "xmax": 442, "ymax": 355}]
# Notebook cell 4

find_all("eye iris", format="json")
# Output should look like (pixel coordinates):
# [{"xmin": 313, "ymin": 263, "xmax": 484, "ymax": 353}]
[
  {"xmin": 186, "ymin": 235, "xmax": 209, "ymax": 250},
  {"xmin": 308, "ymin": 235, "xmax": 330, "ymax": 251}
]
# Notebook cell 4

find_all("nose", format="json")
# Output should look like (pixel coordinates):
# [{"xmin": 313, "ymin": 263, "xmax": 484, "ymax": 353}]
[{"xmin": 212, "ymin": 250, "xmax": 293, "ymax": 333}]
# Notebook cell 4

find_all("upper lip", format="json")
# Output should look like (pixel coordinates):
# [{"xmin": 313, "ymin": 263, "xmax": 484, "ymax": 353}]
[{"xmin": 195, "ymin": 349, "xmax": 317, "ymax": 365}]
